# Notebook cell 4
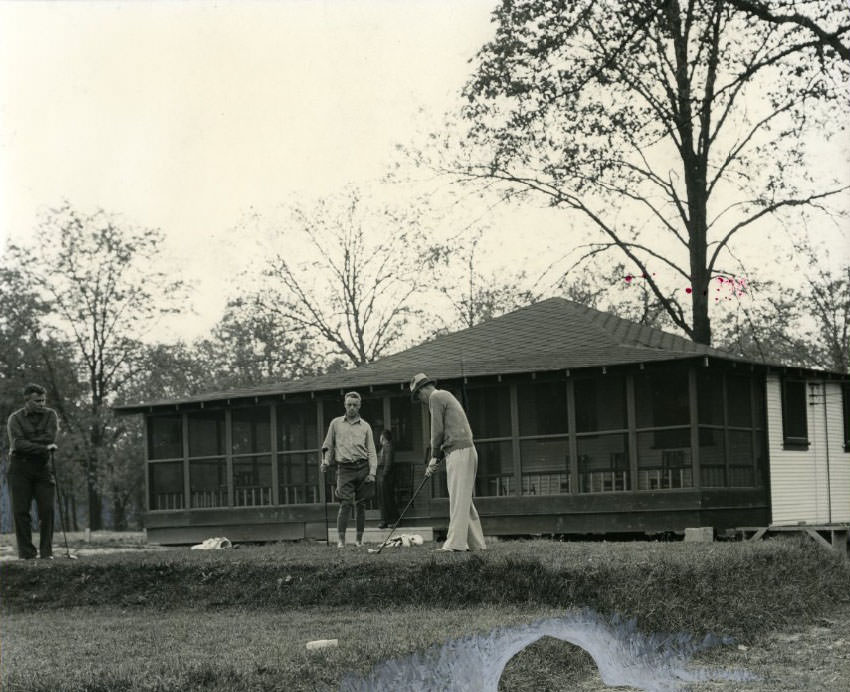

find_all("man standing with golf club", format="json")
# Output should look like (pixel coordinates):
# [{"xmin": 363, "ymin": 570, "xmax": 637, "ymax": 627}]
[
  {"xmin": 410, "ymin": 373, "xmax": 486, "ymax": 552},
  {"xmin": 321, "ymin": 391, "xmax": 378, "ymax": 548},
  {"xmin": 6, "ymin": 383, "xmax": 59, "ymax": 560}
]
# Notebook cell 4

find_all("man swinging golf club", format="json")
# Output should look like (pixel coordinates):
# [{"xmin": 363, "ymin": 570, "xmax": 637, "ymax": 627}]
[
  {"xmin": 320, "ymin": 391, "xmax": 378, "ymax": 548},
  {"xmin": 6, "ymin": 383, "xmax": 59, "ymax": 560},
  {"xmin": 410, "ymin": 373, "xmax": 486, "ymax": 552}
]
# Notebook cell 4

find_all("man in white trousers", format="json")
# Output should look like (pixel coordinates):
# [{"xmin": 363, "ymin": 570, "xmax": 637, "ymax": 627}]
[{"xmin": 410, "ymin": 373, "xmax": 486, "ymax": 552}]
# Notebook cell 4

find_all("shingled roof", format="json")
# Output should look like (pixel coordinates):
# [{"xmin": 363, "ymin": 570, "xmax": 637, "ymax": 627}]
[{"xmin": 115, "ymin": 297, "xmax": 755, "ymax": 412}]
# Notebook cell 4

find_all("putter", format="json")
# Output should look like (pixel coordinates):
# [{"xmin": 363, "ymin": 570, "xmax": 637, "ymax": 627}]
[
  {"xmin": 368, "ymin": 447, "xmax": 436, "ymax": 555},
  {"xmin": 50, "ymin": 449, "xmax": 78, "ymax": 560}
]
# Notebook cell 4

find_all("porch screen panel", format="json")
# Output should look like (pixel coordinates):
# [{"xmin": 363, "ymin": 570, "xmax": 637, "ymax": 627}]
[
  {"xmin": 635, "ymin": 370, "xmax": 692, "ymax": 490},
  {"xmin": 188, "ymin": 410, "xmax": 227, "ymax": 508},
  {"xmin": 148, "ymin": 414, "xmax": 182, "ymax": 460},
  {"xmin": 475, "ymin": 440, "xmax": 514, "ymax": 497},
  {"xmin": 189, "ymin": 458, "xmax": 227, "ymax": 508},
  {"xmin": 278, "ymin": 452, "xmax": 320, "ymax": 504},
  {"xmin": 574, "ymin": 376, "xmax": 626, "ymax": 432},
  {"xmin": 232, "ymin": 406, "xmax": 272, "ymax": 506},
  {"xmin": 699, "ymin": 428, "xmax": 725, "ymax": 487},
  {"xmin": 636, "ymin": 429, "xmax": 693, "ymax": 489},
  {"xmin": 518, "ymin": 380, "xmax": 569, "ymax": 495},
  {"xmin": 149, "ymin": 461, "xmax": 184, "ymax": 510},
  {"xmin": 728, "ymin": 430, "xmax": 755, "ymax": 486},
  {"xmin": 520, "ymin": 438, "xmax": 569, "ymax": 495},
  {"xmin": 466, "ymin": 385, "xmax": 511, "ymax": 439},
  {"xmin": 389, "ymin": 395, "xmax": 414, "ymax": 451},
  {"xmin": 147, "ymin": 413, "xmax": 184, "ymax": 510},
  {"xmin": 463, "ymin": 385, "xmax": 514, "ymax": 496},
  {"xmin": 577, "ymin": 434, "xmax": 629, "ymax": 492},
  {"xmin": 277, "ymin": 401, "xmax": 321, "ymax": 505}
]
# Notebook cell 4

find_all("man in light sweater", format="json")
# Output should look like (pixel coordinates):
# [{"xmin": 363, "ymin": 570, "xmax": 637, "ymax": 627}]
[{"xmin": 410, "ymin": 373, "xmax": 486, "ymax": 552}]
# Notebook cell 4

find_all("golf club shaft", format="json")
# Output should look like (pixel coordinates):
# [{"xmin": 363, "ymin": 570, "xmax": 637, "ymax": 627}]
[
  {"xmin": 374, "ymin": 447, "xmax": 433, "ymax": 553},
  {"xmin": 51, "ymin": 449, "xmax": 73, "ymax": 557}
]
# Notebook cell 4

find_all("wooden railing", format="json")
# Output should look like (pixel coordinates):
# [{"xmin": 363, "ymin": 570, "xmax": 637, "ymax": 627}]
[
  {"xmin": 152, "ymin": 492, "xmax": 184, "ymax": 510},
  {"xmin": 580, "ymin": 471, "xmax": 628, "ymax": 493},
  {"xmin": 522, "ymin": 473, "xmax": 570, "ymax": 495}
]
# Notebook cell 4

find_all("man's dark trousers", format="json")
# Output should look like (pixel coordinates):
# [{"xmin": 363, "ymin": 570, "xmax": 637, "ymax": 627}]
[{"xmin": 8, "ymin": 458, "xmax": 55, "ymax": 559}]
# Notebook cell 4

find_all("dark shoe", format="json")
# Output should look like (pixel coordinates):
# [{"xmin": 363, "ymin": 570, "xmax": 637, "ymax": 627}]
[
  {"xmin": 377, "ymin": 523, "xmax": 388, "ymax": 529},
  {"xmin": 39, "ymin": 555, "xmax": 54, "ymax": 560}
]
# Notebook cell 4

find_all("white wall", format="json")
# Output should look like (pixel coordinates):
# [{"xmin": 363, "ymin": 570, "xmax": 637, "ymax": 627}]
[{"xmin": 766, "ymin": 376, "xmax": 850, "ymax": 525}]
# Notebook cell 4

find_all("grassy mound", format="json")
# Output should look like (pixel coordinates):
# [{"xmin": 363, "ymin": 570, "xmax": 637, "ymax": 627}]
[{"xmin": 2, "ymin": 538, "xmax": 848, "ymax": 641}]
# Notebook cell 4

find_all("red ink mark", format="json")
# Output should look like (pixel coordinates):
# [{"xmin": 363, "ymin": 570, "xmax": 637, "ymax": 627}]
[
  {"xmin": 686, "ymin": 287, "xmax": 693, "ymax": 294},
  {"xmin": 625, "ymin": 275, "xmax": 633, "ymax": 283}
]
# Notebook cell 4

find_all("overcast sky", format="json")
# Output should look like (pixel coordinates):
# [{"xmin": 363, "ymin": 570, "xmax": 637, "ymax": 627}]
[{"xmin": 1, "ymin": 0, "xmax": 848, "ymax": 344}]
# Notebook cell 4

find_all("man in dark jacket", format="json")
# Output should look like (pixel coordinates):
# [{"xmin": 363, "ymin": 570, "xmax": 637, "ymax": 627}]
[{"xmin": 6, "ymin": 383, "xmax": 59, "ymax": 559}]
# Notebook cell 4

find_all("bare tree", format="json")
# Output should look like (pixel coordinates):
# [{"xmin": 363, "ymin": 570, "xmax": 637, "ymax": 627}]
[
  {"xmin": 455, "ymin": 0, "xmax": 848, "ymax": 345},
  {"xmin": 255, "ymin": 187, "xmax": 440, "ymax": 367},
  {"xmin": 430, "ymin": 228, "xmax": 539, "ymax": 331}
]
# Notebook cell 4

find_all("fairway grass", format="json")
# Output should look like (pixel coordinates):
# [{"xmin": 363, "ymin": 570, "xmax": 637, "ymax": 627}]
[
  {"xmin": 1, "ymin": 604, "xmax": 598, "ymax": 692},
  {"xmin": 2, "ymin": 537, "xmax": 848, "ymax": 690}
]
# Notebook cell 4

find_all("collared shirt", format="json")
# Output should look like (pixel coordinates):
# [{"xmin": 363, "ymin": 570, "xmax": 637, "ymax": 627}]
[
  {"xmin": 7, "ymin": 406, "xmax": 59, "ymax": 462},
  {"xmin": 428, "ymin": 389, "xmax": 474, "ymax": 457},
  {"xmin": 322, "ymin": 415, "xmax": 378, "ymax": 475}
]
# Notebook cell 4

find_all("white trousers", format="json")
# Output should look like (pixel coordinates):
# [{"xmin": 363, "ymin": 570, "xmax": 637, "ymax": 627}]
[{"xmin": 443, "ymin": 446, "xmax": 487, "ymax": 551}]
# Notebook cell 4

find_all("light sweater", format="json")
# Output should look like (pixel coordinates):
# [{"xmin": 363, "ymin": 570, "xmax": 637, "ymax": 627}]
[{"xmin": 428, "ymin": 389, "xmax": 474, "ymax": 457}]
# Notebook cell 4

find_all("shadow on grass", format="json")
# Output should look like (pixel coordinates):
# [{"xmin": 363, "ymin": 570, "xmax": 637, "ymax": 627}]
[{"xmin": 340, "ymin": 608, "xmax": 758, "ymax": 692}]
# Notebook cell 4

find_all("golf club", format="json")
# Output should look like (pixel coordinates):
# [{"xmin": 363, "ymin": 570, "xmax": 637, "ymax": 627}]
[
  {"xmin": 322, "ymin": 460, "xmax": 335, "ymax": 547},
  {"xmin": 368, "ymin": 447, "xmax": 436, "ymax": 555},
  {"xmin": 50, "ymin": 449, "xmax": 77, "ymax": 560}
]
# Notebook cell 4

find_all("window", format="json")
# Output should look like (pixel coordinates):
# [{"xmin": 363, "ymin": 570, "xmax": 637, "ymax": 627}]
[{"xmin": 781, "ymin": 380, "xmax": 809, "ymax": 450}]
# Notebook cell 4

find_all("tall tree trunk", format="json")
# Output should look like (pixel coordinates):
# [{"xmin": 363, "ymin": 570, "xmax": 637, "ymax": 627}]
[
  {"xmin": 86, "ymin": 458, "xmax": 103, "ymax": 530},
  {"xmin": 70, "ymin": 493, "xmax": 79, "ymax": 531}
]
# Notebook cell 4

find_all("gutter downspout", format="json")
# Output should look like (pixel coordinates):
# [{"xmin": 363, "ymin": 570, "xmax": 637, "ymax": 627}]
[{"xmin": 823, "ymin": 381, "xmax": 832, "ymax": 524}]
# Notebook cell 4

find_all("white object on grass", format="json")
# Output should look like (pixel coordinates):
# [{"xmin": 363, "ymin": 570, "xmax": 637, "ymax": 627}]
[
  {"xmin": 306, "ymin": 639, "xmax": 339, "ymax": 650},
  {"xmin": 190, "ymin": 537, "xmax": 232, "ymax": 550}
]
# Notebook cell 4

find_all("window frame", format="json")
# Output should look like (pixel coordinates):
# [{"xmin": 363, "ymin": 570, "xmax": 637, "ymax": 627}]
[{"xmin": 780, "ymin": 378, "xmax": 809, "ymax": 451}]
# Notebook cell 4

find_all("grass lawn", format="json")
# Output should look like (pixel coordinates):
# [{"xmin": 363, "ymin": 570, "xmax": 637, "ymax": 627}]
[{"xmin": 1, "ymin": 537, "xmax": 848, "ymax": 690}]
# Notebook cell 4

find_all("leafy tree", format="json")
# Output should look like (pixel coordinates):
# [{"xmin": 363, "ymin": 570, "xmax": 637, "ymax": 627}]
[
  {"xmin": 252, "ymin": 187, "xmax": 440, "ymax": 366},
  {"xmin": 458, "ymin": 0, "xmax": 848, "ymax": 345},
  {"xmin": 6, "ymin": 203, "xmax": 185, "ymax": 529},
  {"xmin": 725, "ymin": 0, "xmax": 850, "ymax": 62},
  {"xmin": 0, "ymin": 262, "xmax": 85, "ymax": 532},
  {"xmin": 192, "ymin": 298, "xmax": 329, "ymax": 389}
]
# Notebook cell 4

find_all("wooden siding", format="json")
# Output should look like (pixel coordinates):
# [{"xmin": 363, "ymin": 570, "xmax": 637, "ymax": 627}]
[{"xmin": 766, "ymin": 376, "xmax": 848, "ymax": 524}]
